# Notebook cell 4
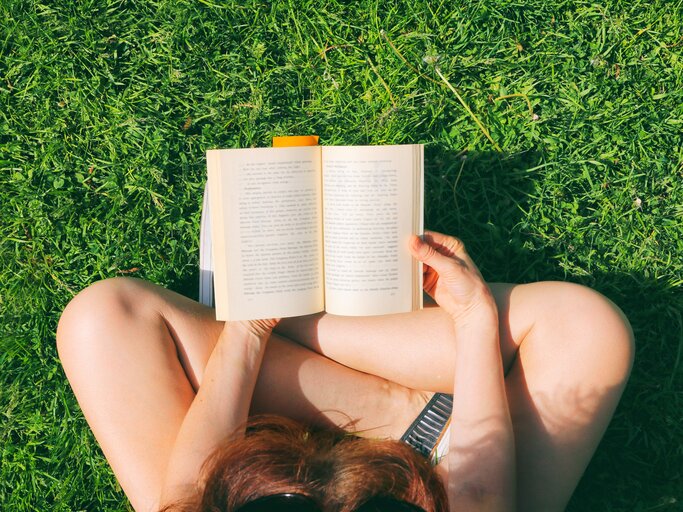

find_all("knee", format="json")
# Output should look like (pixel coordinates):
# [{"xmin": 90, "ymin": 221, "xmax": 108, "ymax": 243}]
[
  {"xmin": 546, "ymin": 282, "xmax": 635, "ymax": 386},
  {"xmin": 56, "ymin": 277, "xmax": 150, "ymax": 359},
  {"xmin": 521, "ymin": 281, "xmax": 635, "ymax": 390}
]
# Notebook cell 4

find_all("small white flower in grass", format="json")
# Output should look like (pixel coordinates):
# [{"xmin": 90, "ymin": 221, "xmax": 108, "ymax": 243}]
[
  {"xmin": 422, "ymin": 54, "xmax": 441, "ymax": 65},
  {"xmin": 532, "ymin": 113, "xmax": 540, "ymax": 121},
  {"xmin": 590, "ymin": 56, "xmax": 606, "ymax": 68},
  {"xmin": 322, "ymin": 69, "xmax": 339, "ymax": 89},
  {"xmin": 633, "ymin": 197, "xmax": 642, "ymax": 209}
]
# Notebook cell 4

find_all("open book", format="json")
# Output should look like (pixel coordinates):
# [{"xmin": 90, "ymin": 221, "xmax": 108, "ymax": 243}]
[{"xmin": 207, "ymin": 144, "xmax": 423, "ymax": 321}]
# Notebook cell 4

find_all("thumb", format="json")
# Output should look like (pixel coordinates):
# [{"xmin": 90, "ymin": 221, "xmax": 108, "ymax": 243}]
[{"xmin": 409, "ymin": 235, "xmax": 454, "ymax": 275}]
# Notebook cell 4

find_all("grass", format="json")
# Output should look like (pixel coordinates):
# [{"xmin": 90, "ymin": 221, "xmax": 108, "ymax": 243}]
[{"xmin": 1, "ymin": 0, "xmax": 681, "ymax": 510}]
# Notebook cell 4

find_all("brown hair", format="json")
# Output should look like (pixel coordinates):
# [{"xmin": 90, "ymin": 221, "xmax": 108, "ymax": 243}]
[{"xmin": 162, "ymin": 415, "xmax": 448, "ymax": 512}]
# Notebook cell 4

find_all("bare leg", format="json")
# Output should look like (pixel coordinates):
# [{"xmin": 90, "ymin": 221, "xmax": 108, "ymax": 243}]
[
  {"xmin": 57, "ymin": 278, "xmax": 633, "ymax": 511},
  {"xmin": 276, "ymin": 281, "xmax": 635, "ymax": 511},
  {"xmin": 56, "ymin": 278, "xmax": 427, "ymax": 512}
]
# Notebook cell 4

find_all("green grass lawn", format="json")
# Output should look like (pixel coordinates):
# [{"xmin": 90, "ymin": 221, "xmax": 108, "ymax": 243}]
[{"xmin": 1, "ymin": 0, "xmax": 681, "ymax": 510}]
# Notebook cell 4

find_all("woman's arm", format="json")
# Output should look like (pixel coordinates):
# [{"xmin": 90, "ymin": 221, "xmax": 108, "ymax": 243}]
[
  {"xmin": 410, "ymin": 233, "xmax": 515, "ymax": 512},
  {"xmin": 447, "ymin": 309, "xmax": 515, "ymax": 511},
  {"xmin": 159, "ymin": 320, "xmax": 277, "ymax": 508}
]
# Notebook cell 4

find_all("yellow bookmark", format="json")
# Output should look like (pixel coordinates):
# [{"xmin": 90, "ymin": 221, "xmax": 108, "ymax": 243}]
[{"xmin": 272, "ymin": 135, "xmax": 319, "ymax": 147}]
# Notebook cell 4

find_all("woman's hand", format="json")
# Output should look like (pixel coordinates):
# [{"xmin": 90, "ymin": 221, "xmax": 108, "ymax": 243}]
[
  {"xmin": 237, "ymin": 318, "xmax": 281, "ymax": 338},
  {"xmin": 409, "ymin": 231, "xmax": 496, "ymax": 322}
]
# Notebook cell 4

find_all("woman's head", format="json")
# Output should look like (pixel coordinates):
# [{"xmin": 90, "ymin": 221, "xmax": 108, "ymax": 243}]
[{"xmin": 163, "ymin": 415, "xmax": 448, "ymax": 512}]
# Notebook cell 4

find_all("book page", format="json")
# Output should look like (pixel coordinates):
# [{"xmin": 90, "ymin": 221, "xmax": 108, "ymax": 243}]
[
  {"xmin": 207, "ymin": 146, "xmax": 324, "ymax": 320},
  {"xmin": 321, "ymin": 144, "xmax": 423, "ymax": 316}
]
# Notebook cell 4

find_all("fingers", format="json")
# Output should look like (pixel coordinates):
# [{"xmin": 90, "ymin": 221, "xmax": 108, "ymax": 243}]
[
  {"xmin": 423, "ymin": 230, "xmax": 480, "ymax": 270},
  {"xmin": 422, "ymin": 230, "xmax": 465, "ymax": 258},
  {"xmin": 410, "ymin": 232, "xmax": 495, "ymax": 319},
  {"xmin": 409, "ymin": 234, "xmax": 458, "ymax": 275},
  {"xmin": 410, "ymin": 231, "xmax": 483, "ymax": 280},
  {"xmin": 236, "ymin": 318, "xmax": 281, "ymax": 338}
]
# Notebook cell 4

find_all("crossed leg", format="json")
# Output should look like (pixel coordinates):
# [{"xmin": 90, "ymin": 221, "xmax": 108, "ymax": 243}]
[
  {"xmin": 56, "ymin": 277, "xmax": 633, "ymax": 512},
  {"xmin": 277, "ymin": 281, "xmax": 635, "ymax": 510},
  {"xmin": 56, "ymin": 278, "xmax": 427, "ymax": 511}
]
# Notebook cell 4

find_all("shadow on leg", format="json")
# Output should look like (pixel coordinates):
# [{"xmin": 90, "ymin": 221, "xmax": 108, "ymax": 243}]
[
  {"xmin": 56, "ymin": 278, "xmax": 213, "ymax": 511},
  {"xmin": 505, "ymin": 282, "xmax": 634, "ymax": 511},
  {"xmin": 57, "ymin": 277, "xmax": 427, "ymax": 511}
]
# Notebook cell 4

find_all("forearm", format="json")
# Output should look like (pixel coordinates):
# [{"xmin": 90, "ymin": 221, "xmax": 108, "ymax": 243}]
[
  {"xmin": 277, "ymin": 307, "xmax": 460, "ymax": 391},
  {"xmin": 447, "ymin": 312, "xmax": 516, "ymax": 512},
  {"xmin": 159, "ymin": 322, "xmax": 269, "ymax": 507},
  {"xmin": 276, "ymin": 289, "xmax": 519, "ymax": 393}
]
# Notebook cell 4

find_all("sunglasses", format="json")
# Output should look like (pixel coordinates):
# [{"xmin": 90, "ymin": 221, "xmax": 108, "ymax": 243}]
[{"xmin": 234, "ymin": 493, "xmax": 428, "ymax": 512}]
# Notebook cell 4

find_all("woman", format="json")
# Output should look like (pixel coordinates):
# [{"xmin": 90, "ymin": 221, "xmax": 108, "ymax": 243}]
[{"xmin": 56, "ymin": 232, "xmax": 634, "ymax": 511}]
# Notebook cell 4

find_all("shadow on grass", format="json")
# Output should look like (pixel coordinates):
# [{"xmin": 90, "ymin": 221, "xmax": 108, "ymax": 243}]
[
  {"xmin": 566, "ymin": 273, "xmax": 682, "ymax": 512},
  {"xmin": 167, "ymin": 145, "xmax": 681, "ymax": 511},
  {"xmin": 423, "ymin": 146, "xmax": 682, "ymax": 511},
  {"xmin": 423, "ymin": 145, "xmax": 547, "ymax": 283}
]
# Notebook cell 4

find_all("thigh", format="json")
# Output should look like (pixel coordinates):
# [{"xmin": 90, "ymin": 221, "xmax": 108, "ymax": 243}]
[
  {"xmin": 56, "ymin": 278, "xmax": 426, "ymax": 512},
  {"xmin": 57, "ymin": 278, "xmax": 218, "ymax": 510},
  {"xmin": 502, "ymin": 281, "xmax": 634, "ymax": 510}
]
